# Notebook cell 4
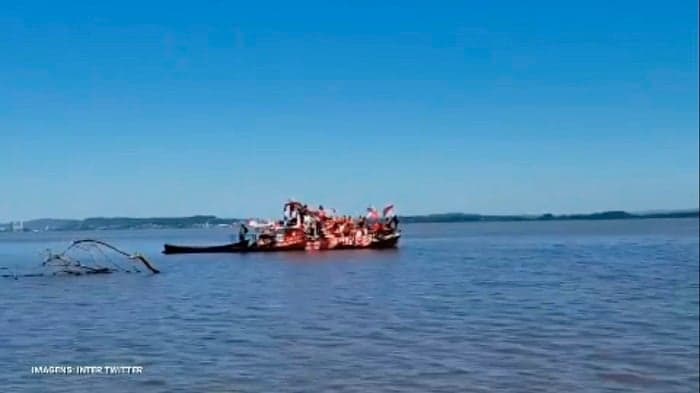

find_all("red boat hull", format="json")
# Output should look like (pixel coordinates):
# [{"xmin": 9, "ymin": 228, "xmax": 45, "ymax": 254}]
[{"xmin": 162, "ymin": 233, "xmax": 400, "ymax": 255}]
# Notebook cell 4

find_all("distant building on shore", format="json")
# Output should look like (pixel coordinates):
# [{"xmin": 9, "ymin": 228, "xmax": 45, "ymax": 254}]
[{"xmin": 11, "ymin": 221, "xmax": 24, "ymax": 232}]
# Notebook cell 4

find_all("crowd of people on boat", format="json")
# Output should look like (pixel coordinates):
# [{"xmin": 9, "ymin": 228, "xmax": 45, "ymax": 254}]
[{"xmin": 238, "ymin": 200, "xmax": 399, "ymax": 247}]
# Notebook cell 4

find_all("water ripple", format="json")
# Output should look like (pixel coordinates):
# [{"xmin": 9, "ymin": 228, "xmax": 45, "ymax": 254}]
[{"xmin": 0, "ymin": 219, "xmax": 698, "ymax": 392}]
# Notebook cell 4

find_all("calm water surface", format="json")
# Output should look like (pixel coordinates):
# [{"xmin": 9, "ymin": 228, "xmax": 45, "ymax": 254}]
[{"xmin": 1, "ymin": 219, "xmax": 698, "ymax": 392}]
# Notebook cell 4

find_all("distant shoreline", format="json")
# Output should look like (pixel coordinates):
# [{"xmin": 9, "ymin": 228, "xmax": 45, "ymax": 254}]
[
  {"xmin": 400, "ymin": 210, "xmax": 699, "ymax": 223},
  {"xmin": 1, "ymin": 210, "xmax": 697, "ymax": 232}
]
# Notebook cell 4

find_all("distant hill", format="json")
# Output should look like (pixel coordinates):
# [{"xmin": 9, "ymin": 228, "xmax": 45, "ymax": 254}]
[
  {"xmin": 1, "ymin": 209, "xmax": 697, "ymax": 231},
  {"xmin": 400, "ymin": 210, "xmax": 699, "ymax": 223},
  {"xmin": 0, "ymin": 216, "xmax": 242, "ymax": 232}
]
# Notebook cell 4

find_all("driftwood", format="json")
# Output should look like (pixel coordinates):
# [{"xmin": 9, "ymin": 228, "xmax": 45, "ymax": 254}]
[
  {"xmin": 2, "ymin": 239, "xmax": 159, "ymax": 279},
  {"xmin": 63, "ymin": 239, "xmax": 160, "ymax": 274}
]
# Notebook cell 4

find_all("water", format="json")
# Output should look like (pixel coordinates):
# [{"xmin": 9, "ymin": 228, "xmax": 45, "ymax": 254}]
[{"xmin": 1, "ymin": 219, "xmax": 698, "ymax": 392}]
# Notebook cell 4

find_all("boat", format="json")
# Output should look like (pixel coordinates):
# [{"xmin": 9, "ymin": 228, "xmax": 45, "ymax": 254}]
[
  {"xmin": 163, "ymin": 241, "xmax": 249, "ymax": 254},
  {"xmin": 162, "ymin": 241, "xmax": 306, "ymax": 255},
  {"xmin": 162, "ymin": 201, "xmax": 400, "ymax": 254}
]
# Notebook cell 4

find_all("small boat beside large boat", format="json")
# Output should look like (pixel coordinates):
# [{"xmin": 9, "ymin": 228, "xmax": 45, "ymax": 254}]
[
  {"xmin": 162, "ymin": 201, "xmax": 400, "ymax": 255},
  {"xmin": 162, "ymin": 240, "xmax": 305, "ymax": 254}
]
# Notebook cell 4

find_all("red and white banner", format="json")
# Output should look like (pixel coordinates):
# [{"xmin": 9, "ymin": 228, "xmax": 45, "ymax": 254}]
[
  {"xmin": 366, "ymin": 207, "xmax": 380, "ymax": 220},
  {"xmin": 382, "ymin": 204, "xmax": 395, "ymax": 217}
]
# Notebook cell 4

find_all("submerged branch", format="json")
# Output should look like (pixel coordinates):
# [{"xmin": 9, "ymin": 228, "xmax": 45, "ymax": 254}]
[{"xmin": 3, "ymin": 239, "xmax": 159, "ymax": 278}]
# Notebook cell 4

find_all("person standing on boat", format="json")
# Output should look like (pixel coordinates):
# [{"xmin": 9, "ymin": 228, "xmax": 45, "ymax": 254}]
[
  {"xmin": 285, "ymin": 202, "xmax": 295, "ymax": 227},
  {"xmin": 292, "ymin": 208, "xmax": 301, "ymax": 228},
  {"xmin": 315, "ymin": 217, "xmax": 323, "ymax": 238},
  {"xmin": 358, "ymin": 216, "xmax": 366, "ymax": 228},
  {"xmin": 388, "ymin": 215, "xmax": 399, "ymax": 230},
  {"xmin": 238, "ymin": 223, "xmax": 249, "ymax": 243},
  {"xmin": 283, "ymin": 203, "xmax": 291, "ymax": 221}
]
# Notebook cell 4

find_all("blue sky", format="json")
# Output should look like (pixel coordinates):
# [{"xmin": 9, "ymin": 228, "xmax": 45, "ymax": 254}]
[{"xmin": 1, "ymin": 1, "xmax": 698, "ymax": 220}]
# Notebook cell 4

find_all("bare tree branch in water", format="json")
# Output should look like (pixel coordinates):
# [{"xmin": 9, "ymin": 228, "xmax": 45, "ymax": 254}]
[{"xmin": 2, "ymin": 239, "xmax": 159, "ymax": 279}]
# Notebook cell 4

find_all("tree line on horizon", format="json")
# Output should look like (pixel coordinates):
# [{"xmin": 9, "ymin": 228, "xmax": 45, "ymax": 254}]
[{"xmin": 1, "ymin": 210, "xmax": 697, "ymax": 232}]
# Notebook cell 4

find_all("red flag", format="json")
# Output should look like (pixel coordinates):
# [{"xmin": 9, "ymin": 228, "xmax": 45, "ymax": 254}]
[
  {"xmin": 366, "ymin": 207, "xmax": 380, "ymax": 219},
  {"xmin": 382, "ymin": 204, "xmax": 395, "ymax": 217}
]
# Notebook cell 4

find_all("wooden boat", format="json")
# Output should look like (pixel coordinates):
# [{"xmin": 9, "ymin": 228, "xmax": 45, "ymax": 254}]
[
  {"xmin": 371, "ymin": 232, "xmax": 401, "ymax": 248},
  {"xmin": 162, "ymin": 233, "xmax": 400, "ymax": 255},
  {"xmin": 162, "ymin": 201, "xmax": 400, "ymax": 255},
  {"xmin": 163, "ymin": 240, "xmax": 306, "ymax": 255}
]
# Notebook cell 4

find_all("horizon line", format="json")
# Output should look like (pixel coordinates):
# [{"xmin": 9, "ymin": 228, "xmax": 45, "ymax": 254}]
[{"xmin": 6, "ymin": 207, "xmax": 699, "ymax": 223}]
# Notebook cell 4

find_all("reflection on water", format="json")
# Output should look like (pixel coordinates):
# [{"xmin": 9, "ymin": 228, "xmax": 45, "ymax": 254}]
[{"xmin": 1, "ymin": 219, "xmax": 698, "ymax": 392}]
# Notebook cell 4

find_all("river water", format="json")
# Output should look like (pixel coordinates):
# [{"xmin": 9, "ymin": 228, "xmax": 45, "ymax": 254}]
[{"xmin": 1, "ymin": 219, "xmax": 698, "ymax": 392}]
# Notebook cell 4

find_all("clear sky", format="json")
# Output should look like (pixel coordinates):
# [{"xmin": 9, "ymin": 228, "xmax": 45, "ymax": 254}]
[{"xmin": 1, "ymin": 0, "xmax": 698, "ymax": 220}]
